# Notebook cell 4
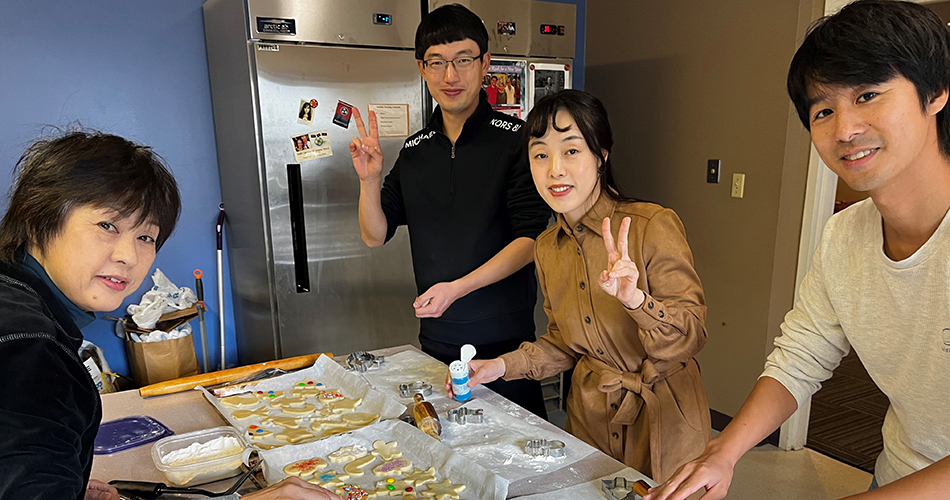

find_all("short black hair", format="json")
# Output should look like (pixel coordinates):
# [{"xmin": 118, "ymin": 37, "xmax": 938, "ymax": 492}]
[
  {"xmin": 787, "ymin": 0, "xmax": 950, "ymax": 156},
  {"xmin": 0, "ymin": 129, "xmax": 181, "ymax": 262},
  {"xmin": 415, "ymin": 4, "xmax": 489, "ymax": 60}
]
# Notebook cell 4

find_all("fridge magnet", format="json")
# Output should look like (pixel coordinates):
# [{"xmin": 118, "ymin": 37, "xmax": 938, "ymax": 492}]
[
  {"xmin": 332, "ymin": 100, "xmax": 354, "ymax": 128},
  {"xmin": 367, "ymin": 104, "xmax": 410, "ymax": 138},
  {"xmin": 291, "ymin": 130, "xmax": 332, "ymax": 162},
  {"xmin": 297, "ymin": 99, "xmax": 316, "ymax": 126}
]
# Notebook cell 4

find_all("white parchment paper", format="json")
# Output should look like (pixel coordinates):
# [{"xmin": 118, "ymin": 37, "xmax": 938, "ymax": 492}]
[
  {"xmin": 515, "ymin": 467, "xmax": 655, "ymax": 500},
  {"xmin": 258, "ymin": 419, "xmax": 508, "ymax": 500},
  {"xmin": 440, "ymin": 399, "xmax": 599, "ymax": 483},
  {"xmin": 199, "ymin": 355, "xmax": 406, "ymax": 450},
  {"xmin": 358, "ymin": 349, "xmax": 452, "ymax": 403}
]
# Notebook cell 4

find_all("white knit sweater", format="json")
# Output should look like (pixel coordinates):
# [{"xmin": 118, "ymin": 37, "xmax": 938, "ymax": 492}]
[{"xmin": 762, "ymin": 198, "xmax": 950, "ymax": 486}]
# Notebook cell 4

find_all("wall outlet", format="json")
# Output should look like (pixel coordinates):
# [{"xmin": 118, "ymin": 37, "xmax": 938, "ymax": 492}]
[
  {"xmin": 731, "ymin": 173, "xmax": 745, "ymax": 198},
  {"xmin": 707, "ymin": 159, "xmax": 720, "ymax": 183}
]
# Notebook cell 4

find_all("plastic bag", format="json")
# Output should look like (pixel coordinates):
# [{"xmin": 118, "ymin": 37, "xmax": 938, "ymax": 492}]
[{"xmin": 127, "ymin": 269, "xmax": 197, "ymax": 330}]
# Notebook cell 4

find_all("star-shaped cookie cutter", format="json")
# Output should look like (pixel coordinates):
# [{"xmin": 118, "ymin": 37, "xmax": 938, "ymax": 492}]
[
  {"xmin": 446, "ymin": 407, "xmax": 484, "ymax": 425},
  {"xmin": 345, "ymin": 351, "xmax": 384, "ymax": 372},
  {"xmin": 601, "ymin": 477, "xmax": 651, "ymax": 500},
  {"xmin": 523, "ymin": 438, "xmax": 566, "ymax": 458},
  {"xmin": 398, "ymin": 381, "xmax": 433, "ymax": 398}
]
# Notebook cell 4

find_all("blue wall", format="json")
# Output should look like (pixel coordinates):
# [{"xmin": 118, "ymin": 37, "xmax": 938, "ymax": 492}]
[{"xmin": 0, "ymin": 0, "xmax": 584, "ymax": 379}]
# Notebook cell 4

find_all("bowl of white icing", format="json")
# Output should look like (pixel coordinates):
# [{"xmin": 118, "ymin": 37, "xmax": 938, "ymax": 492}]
[{"xmin": 151, "ymin": 426, "xmax": 246, "ymax": 486}]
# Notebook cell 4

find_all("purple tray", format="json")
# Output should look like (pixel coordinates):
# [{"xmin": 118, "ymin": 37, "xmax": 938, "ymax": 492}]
[{"xmin": 94, "ymin": 415, "xmax": 173, "ymax": 455}]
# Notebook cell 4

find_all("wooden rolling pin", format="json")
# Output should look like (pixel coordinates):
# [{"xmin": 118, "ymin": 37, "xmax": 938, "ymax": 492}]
[
  {"xmin": 138, "ymin": 352, "xmax": 332, "ymax": 397},
  {"xmin": 633, "ymin": 480, "xmax": 651, "ymax": 497}
]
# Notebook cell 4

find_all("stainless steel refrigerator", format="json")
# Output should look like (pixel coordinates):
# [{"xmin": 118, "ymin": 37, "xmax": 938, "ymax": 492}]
[{"xmin": 203, "ymin": 0, "xmax": 425, "ymax": 362}]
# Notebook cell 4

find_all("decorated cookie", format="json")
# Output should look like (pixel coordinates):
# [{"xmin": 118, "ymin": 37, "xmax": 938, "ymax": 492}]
[
  {"xmin": 263, "ymin": 416, "xmax": 302, "ymax": 428},
  {"xmin": 269, "ymin": 395, "xmax": 308, "ymax": 409},
  {"xmin": 336, "ymin": 484, "xmax": 376, "ymax": 500},
  {"xmin": 402, "ymin": 467, "xmax": 437, "ymax": 486},
  {"xmin": 342, "ymin": 412, "xmax": 379, "ymax": 427},
  {"xmin": 283, "ymin": 457, "xmax": 328, "ymax": 478},
  {"xmin": 328, "ymin": 397, "xmax": 362, "ymax": 413},
  {"xmin": 220, "ymin": 394, "xmax": 261, "ymax": 408},
  {"xmin": 371, "ymin": 440, "xmax": 402, "ymax": 461},
  {"xmin": 328, "ymin": 444, "xmax": 369, "ymax": 463},
  {"xmin": 372, "ymin": 458, "xmax": 412, "ymax": 477},
  {"xmin": 375, "ymin": 478, "xmax": 415, "ymax": 496},
  {"xmin": 290, "ymin": 378, "xmax": 325, "ymax": 397},
  {"xmin": 231, "ymin": 406, "xmax": 269, "ymax": 420},
  {"xmin": 420, "ymin": 479, "xmax": 465, "ymax": 500},
  {"xmin": 276, "ymin": 426, "xmax": 315, "ymax": 444},
  {"xmin": 280, "ymin": 403, "xmax": 317, "ymax": 416},
  {"xmin": 309, "ymin": 470, "xmax": 350, "ymax": 489},
  {"xmin": 254, "ymin": 390, "xmax": 285, "ymax": 400},
  {"xmin": 246, "ymin": 425, "xmax": 272, "ymax": 440},
  {"xmin": 343, "ymin": 455, "xmax": 376, "ymax": 476},
  {"xmin": 317, "ymin": 389, "xmax": 346, "ymax": 403}
]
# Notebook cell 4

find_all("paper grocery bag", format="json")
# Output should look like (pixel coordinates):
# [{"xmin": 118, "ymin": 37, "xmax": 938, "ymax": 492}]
[{"xmin": 126, "ymin": 334, "xmax": 200, "ymax": 387}]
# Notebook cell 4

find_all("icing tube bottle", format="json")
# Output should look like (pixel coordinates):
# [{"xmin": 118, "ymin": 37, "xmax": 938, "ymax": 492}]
[
  {"xmin": 449, "ymin": 343, "xmax": 477, "ymax": 402},
  {"xmin": 412, "ymin": 393, "xmax": 442, "ymax": 441}
]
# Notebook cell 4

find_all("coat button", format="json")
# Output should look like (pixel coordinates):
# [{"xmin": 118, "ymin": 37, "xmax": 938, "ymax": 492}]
[
  {"xmin": 648, "ymin": 301, "xmax": 654, "ymax": 309},
  {"xmin": 584, "ymin": 316, "xmax": 591, "ymax": 324},
  {"xmin": 580, "ymin": 282, "xmax": 586, "ymax": 290},
  {"xmin": 612, "ymin": 432, "xmax": 619, "ymax": 439},
  {"xmin": 576, "ymin": 247, "xmax": 581, "ymax": 255},
  {"xmin": 596, "ymin": 348, "xmax": 604, "ymax": 355},
  {"xmin": 576, "ymin": 225, "xmax": 584, "ymax": 233},
  {"xmin": 659, "ymin": 310, "xmax": 665, "ymax": 318},
  {"xmin": 611, "ymin": 403, "xmax": 619, "ymax": 410}
]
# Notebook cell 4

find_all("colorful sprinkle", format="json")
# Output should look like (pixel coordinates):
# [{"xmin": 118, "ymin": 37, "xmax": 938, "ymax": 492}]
[
  {"xmin": 387, "ymin": 478, "xmax": 394, "ymax": 484},
  {"xmin": 307, "ymin": 381, "xmax": 314, "ymax": 385},
  {"xmin": 249, "ymin": 425, "xmax": 257, "ymax": 429},
  {"xmin": 405, "ymin": 487, "xmax": 413, "ymax": 492},
  {"xmin": 387, "ymin": 485, "xmax": 395, "ymax": 491}
]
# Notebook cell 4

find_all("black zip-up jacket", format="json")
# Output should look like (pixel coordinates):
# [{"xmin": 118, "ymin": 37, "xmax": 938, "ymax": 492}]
[
  {"xmin": 0, "ymin": 259, "xmax": 100, "ymax": 500},
  {"xmin": 380, "ymin": 91, "xmax": 552, "ymax": 345}
]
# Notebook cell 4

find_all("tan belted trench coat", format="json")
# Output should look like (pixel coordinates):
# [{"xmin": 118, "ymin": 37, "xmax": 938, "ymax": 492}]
[{"xmin": 500, "ymin": 195, "xmax": 710, "ymax": 481}]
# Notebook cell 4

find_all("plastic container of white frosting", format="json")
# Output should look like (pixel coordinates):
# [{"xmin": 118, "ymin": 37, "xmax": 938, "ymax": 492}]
[{"xmin": 151, "ymin": 426, "xmax": 246, "ymax": 486}]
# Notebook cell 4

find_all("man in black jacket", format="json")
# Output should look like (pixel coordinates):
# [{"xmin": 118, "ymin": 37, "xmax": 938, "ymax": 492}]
[{"xmin": 348, "ymin": 5, "xmax": 550, "ymax": 417}]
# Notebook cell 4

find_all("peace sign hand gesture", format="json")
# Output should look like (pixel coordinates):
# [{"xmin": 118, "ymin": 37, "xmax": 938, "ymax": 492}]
[
  {"xmin": 348, "ymin": 107, "xmax": 384, "ymax": 182},
  {"xmin": 600, "ymin": 217, "xmax": 646, "ymax": 310}
]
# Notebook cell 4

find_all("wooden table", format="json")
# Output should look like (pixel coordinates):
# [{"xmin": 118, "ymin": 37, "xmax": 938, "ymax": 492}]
[{"xmin": 92, "ymin": 345, "xmax": 631, "ymax": 497}]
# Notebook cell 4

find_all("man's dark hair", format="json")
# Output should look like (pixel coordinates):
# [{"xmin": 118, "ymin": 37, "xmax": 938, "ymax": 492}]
[
  {"xmin": 787, "ymin": 0, "xmax": 950, "ymax": 156},
  {"xmin": 415, "ymin": 4, "xmax": 489, "ymax": 60},
  {"xmin": 0, "ymin": 129, "xmax": 181, "ymax": 262}
]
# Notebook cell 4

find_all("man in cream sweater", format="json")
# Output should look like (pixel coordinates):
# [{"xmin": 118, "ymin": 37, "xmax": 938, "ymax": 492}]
[{"xmin": 647, "ymin": 1, "xmax": 950, "ymax": 499}]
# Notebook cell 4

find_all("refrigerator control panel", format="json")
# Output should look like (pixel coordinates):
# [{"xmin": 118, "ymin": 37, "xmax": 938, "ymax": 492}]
[{"xmin": 373, "ymin": 13, "xmax": 392, "ymax": 25}]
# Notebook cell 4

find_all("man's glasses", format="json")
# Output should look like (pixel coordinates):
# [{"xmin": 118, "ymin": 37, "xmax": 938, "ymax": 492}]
[{"xmin": 422, "ymin": 54, "xmax": 483, "ymax": 76}]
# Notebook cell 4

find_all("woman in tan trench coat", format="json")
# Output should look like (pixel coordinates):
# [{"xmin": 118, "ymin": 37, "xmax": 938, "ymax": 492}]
[{"xmin": 457, "ymin": 90, "xmax": 710, "ymax": 482}]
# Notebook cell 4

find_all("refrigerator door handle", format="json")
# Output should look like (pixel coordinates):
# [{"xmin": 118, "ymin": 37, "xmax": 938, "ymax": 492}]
[{"xmin": 286, "ymin": 163, "xmax": 310, "ymax": 293}]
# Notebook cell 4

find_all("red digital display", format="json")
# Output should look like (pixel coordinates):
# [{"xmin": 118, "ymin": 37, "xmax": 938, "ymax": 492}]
[{"xmin": 540, "ymin": 24, "xmax": 556, "ymax": 35}]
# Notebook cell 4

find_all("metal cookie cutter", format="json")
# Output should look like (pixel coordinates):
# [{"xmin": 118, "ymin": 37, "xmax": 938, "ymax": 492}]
[
  {"xmin": 399, "ymin": 381, "xmax": 433, "ymax": 398},
  {"xmin": 345, "ymin": 351, "xmax": 384, "ymax": 372},
  {"xmin": 523, "ymin": 438, "xmax": 566, "ymax": 458},
  {"xmin": 446, "ymin": 407, "xmax": 484, "ymax": 425},
  {"xmin": 601, "ymin": 477, "xmax": 651, "ymax": 500}
]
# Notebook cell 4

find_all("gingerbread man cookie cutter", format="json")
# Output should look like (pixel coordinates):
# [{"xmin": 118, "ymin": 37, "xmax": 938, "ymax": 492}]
[
  {"xmin": 446, "ymin": 407, "xmax": 484, "ymax": 425},
  {"xmin": 524, "ymin": 438, "xmax": 566, "ymax": 458},
  {"xmin": 601, "ymin": 477, "xmax": 651, "ymax": 500},
  {"xmin": 345, "ymin": 351, "xmax": 384, "ymax": 372},
  {"xmin": 398, "ymin": 381, "xmax": 433, "ymax": 398}
]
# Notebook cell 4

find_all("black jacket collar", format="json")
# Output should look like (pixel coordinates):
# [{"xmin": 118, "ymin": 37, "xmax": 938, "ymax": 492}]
[
  {"xmin": 426, "ymin": 90, "xmax": 492, "ymax": 145},
  {"xmin": 0, "ymin": 258, "xmax": 85, "ymax": 350}
]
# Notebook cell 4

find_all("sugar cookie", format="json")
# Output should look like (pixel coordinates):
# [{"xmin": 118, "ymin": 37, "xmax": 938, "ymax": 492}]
[
  {"xmin": 283, "ymin": 457, "xmax": 328, "ymax": 478},
  {"xmin": 220, "ymin": 394, "xmax": 261, "ymax": 408},
  {"xmin": 322, "ymin": 428, "xmax": 351, "ymax": 437},
  {"xmin": 309, "ymin": 470, "xmax": 349, "ymax": 489},
  {"xmin": 402, "ymin": 467, "xmax": 436, "ymax": 486},
  {"xmin": 343, "ymin": 455, "xmax": 376, "ymax": 476},
  {"xmin": 375, "ymin": 478, "xmax": 415, "ymax": 496},
  {"xmin": 290, "ymin": 378, "xmax": 325, "ymax": 397},
  {"xmin": 231, "ymin": 406, "xmax": 269, "ymax": 420},
  {"xmin": 342, "ymin": 412, "xmax": 379, "ymax": 427},
  {"xmin": 372, "ymin": 458, "xmax": 412, "ymax": 477},
  {"xmin": 336, "ymin": 484, "xmax": 376, "ymax": 500},
  {"xmin": 246, "ymin": 425, "xmax": 272, "ymax": 440},
  {"xmin": 276, "ymin": 426, "xmax": 315, "ymax": 444},
  {"xmin": 254, "ymin": 389, "xmax": 286, "ymax": 400},
  {"xmin": 310, "ymin": 417, "xmax": 348, "ymax": 433},
  {"xmin": 269, "ymin": 395, "xmax": 307, "ymax": 408},
  {"xmin": 328, "ymin": 444, "xmax": 369, "ymax": 463},
  {"xmin": 263, "ymin": 416, "xmax": 302, "ymax": 428},
  {"xmin": 329, "ymin": 397, "xmax": 362, "ymax": 413},
  {"xmin": 317, "ymin": 389, "xmax": 346, "ymax": 403},
  {"xmin": 371, "ymin": 440, "xmax": 402, "ymax": 461},
  {"xmin": 280, "ymin": 403, "xmax": 317, "ymax": 416},
  {"xmin": 420, "ymin": 479, "xmax": 465, "ymax": 500}
]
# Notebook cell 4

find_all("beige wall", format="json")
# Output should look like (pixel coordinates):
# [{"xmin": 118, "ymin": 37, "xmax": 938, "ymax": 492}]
[{"xmin": 585, "ymin": 0, "xmax": 823, "ymax": 415}]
